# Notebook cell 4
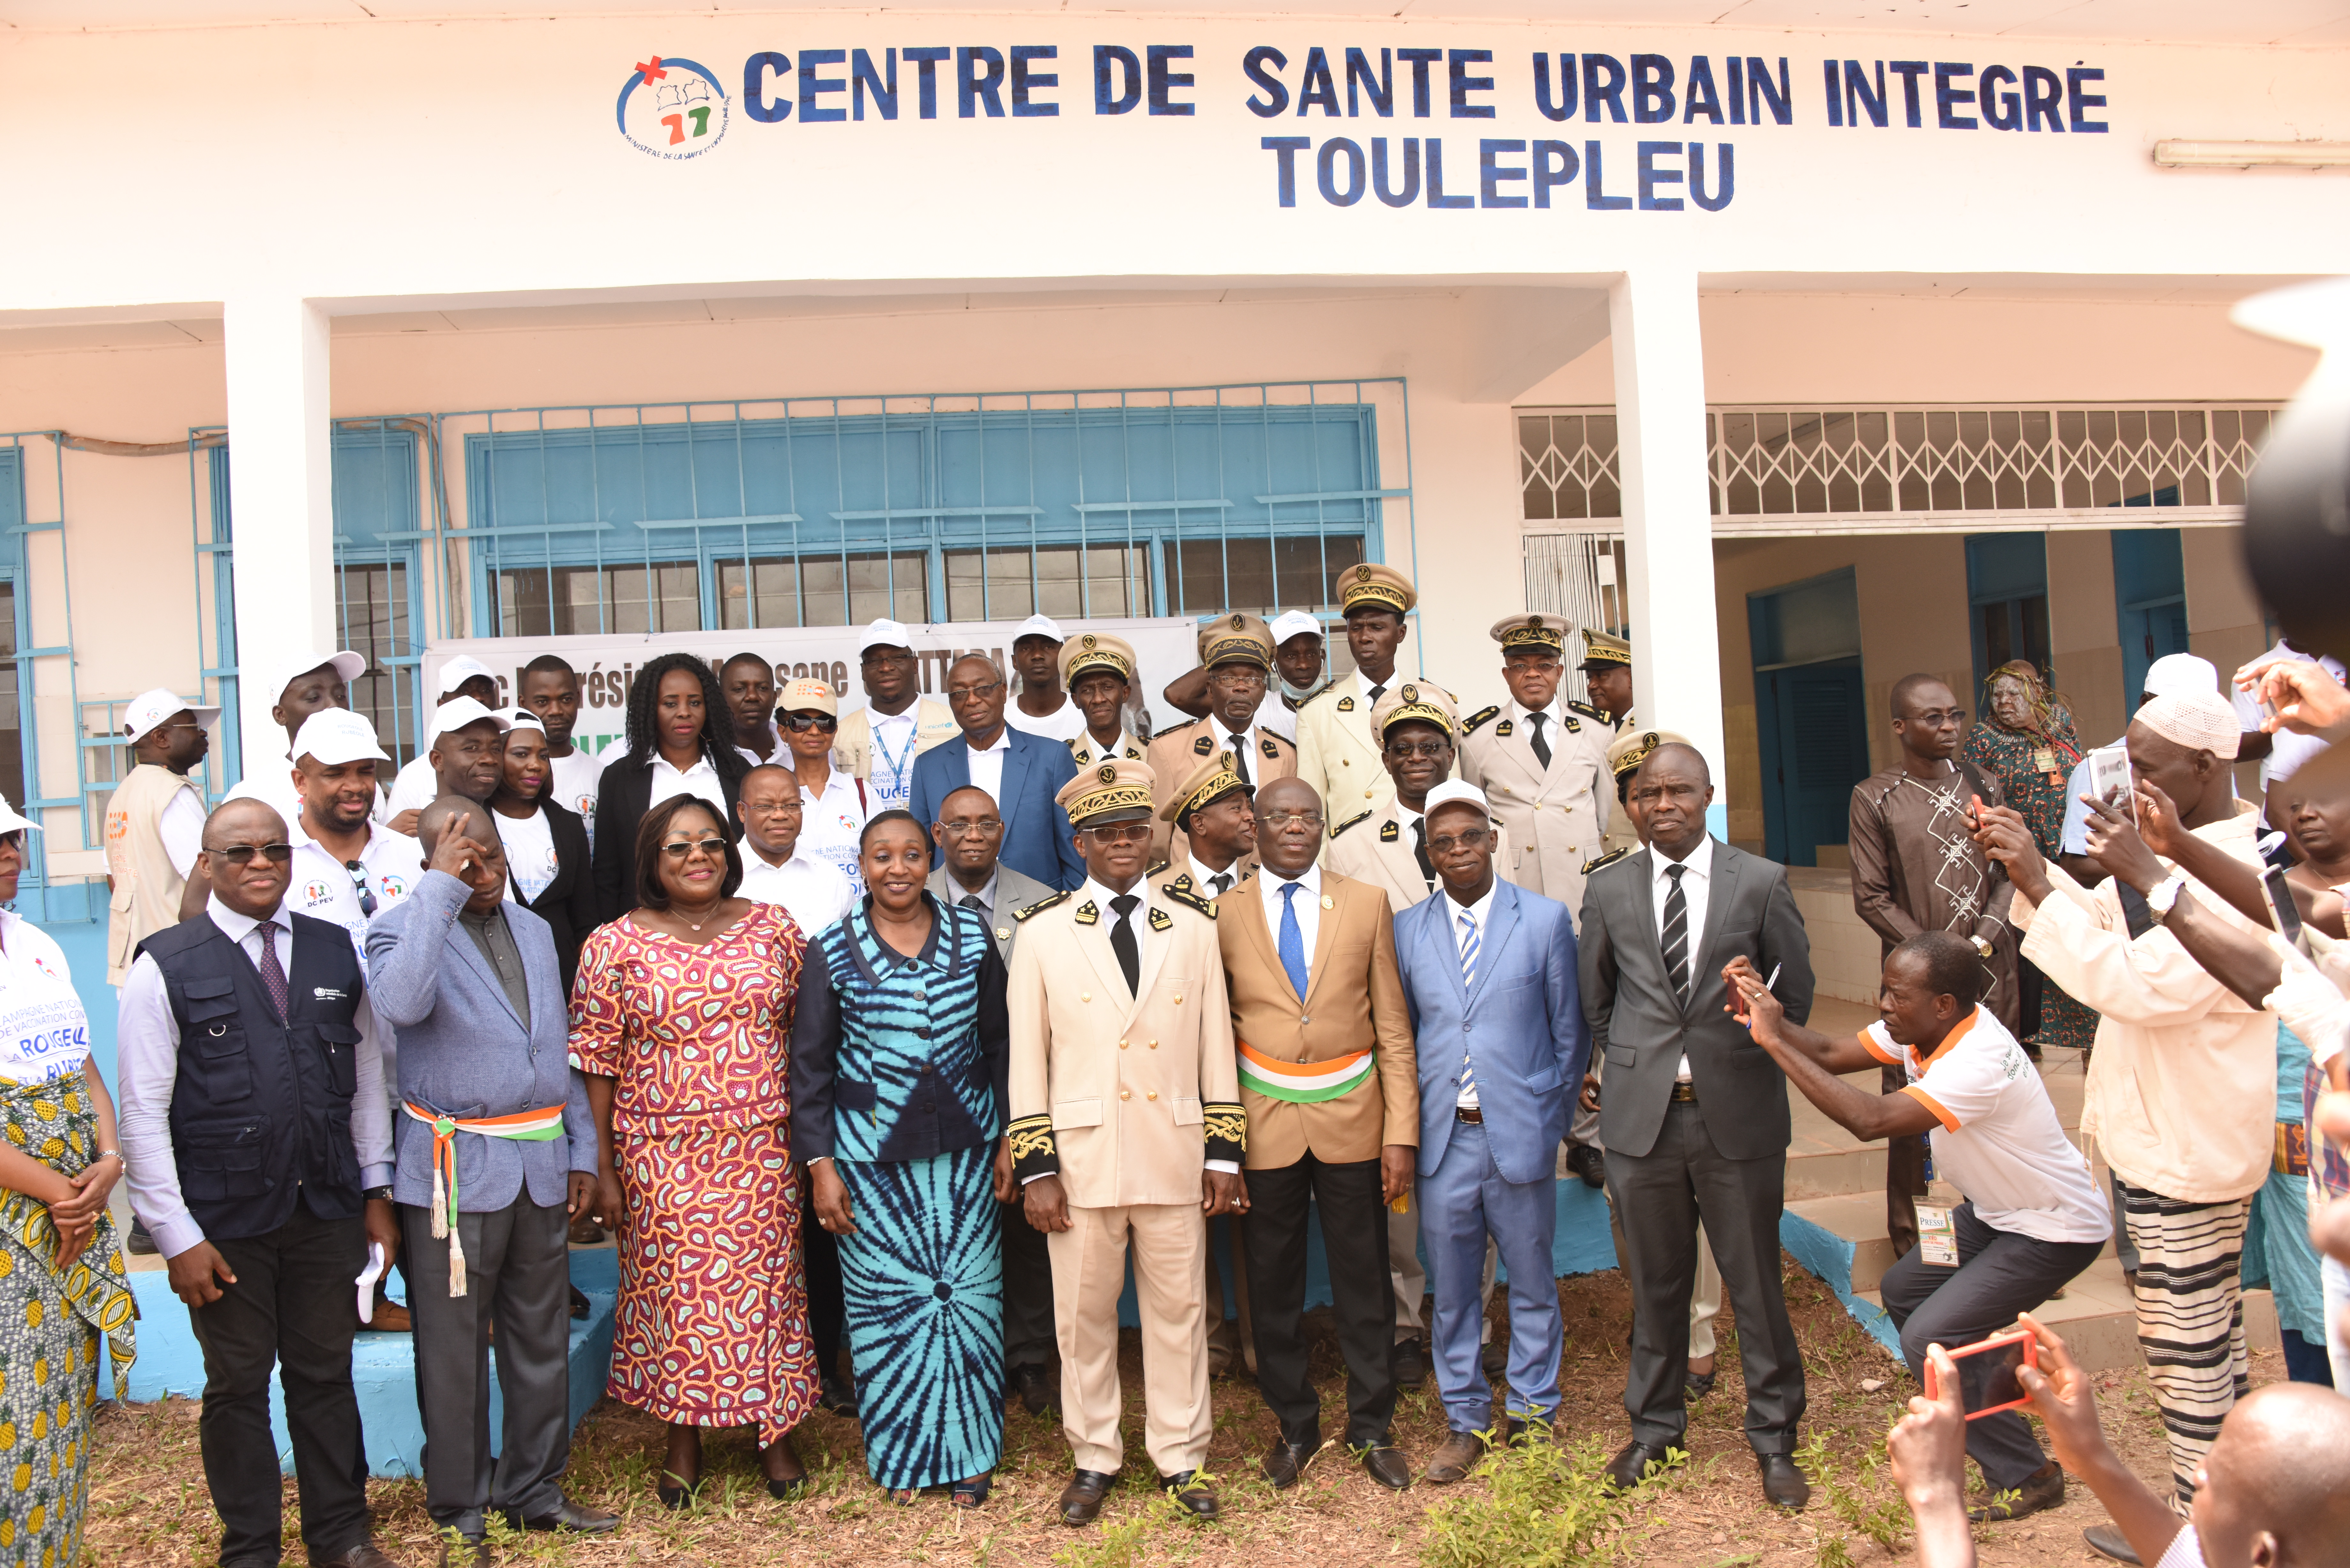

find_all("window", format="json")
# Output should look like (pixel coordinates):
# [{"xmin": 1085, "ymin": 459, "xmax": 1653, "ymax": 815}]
[
  {"xmin": 1166, "ymin": 534, "xmax": 1363, "ymax": 619},
  {"xmin": 1966, "ymin": 532, "xmax": 2052, "ymax": 694},
  {"xmin": 337, "ymin": 562, "xmax": 418, "ymax": 767},
  {"xmin": 721, "ymin": 550, "xmax": 930, "ymax": 630},
  {"xmin": 0, "ymin": 582, "xmax": 20, "ymax": 810},
  {"xmin": 944, "ymin": 544, "xmax": 1151, "ymax": 622},
  {"xmin": 499, "ymin": 560, "xmax": 701, "ymax": 637},
  {"xmin": 2111, "ymin": 529, "xmax": 2190, "ymax": 708}
]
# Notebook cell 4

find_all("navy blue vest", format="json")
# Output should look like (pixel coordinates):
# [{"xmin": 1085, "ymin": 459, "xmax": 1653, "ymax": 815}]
[{"xmin": 136, "ymin": 910, "xmax": 369, "ymax": 1241}]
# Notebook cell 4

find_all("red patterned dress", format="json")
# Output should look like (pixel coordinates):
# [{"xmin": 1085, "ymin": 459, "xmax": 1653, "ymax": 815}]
[{"xmin": 569, "ymin": 902, "xmax": 819, "ymax": 1445}]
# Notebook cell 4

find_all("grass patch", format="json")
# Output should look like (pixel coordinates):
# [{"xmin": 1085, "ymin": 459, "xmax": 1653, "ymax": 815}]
[{"xmin": 1419, "ymin": 1426, "xmax": 1644, "ymax": 1568}]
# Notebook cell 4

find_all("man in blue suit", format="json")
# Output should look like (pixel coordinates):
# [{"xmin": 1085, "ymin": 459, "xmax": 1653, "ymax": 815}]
[
  {"xmin": 366, "ymin": 797, "xmax": 615, "ymax": 1560},
  {"xmin": 910, "ymin": 653, "xmax": 1085, "ymax": 891},
  {"xmin": 1395, "ymin": 780, "xmax": 1589, "ymax": 1485}
]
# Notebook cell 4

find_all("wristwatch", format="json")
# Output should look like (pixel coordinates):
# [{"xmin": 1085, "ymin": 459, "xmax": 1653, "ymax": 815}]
[
  {"xmin": 362, "ymin": 1185, "xmax": 394, "ymax": 1202},
  {"xmin": 2145, "ymin": 873, "xmax": 2187, "ymax": 921}
]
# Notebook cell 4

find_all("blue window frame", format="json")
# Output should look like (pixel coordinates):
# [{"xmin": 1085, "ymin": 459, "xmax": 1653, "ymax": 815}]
[
  {"xmin": 1964, "ymin": 531, "xmax": 2051, "ymax": 696},
  {"xmin": 2111, "ymin": 528, "xmax": 2189, "ymax": 710},
  {"xmin": 457, "ymin": 387, "xmax": 1398, "ymax": 637}
]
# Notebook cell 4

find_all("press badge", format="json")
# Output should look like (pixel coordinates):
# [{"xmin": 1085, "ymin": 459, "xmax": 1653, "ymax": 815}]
[{"xmin": 1917, "ymin": 1204, "xmax": 1959, "ymax": 1268}]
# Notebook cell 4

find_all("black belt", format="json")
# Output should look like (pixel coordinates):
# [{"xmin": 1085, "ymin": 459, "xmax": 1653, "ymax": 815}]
[
  {"xmin": 1670, "ymin": 1082, "xmax": 1698, "ymax": 1103},
  {"xmin": 1455, "ymin": 1106, "xmax": 1484, "ymax": 1125}
]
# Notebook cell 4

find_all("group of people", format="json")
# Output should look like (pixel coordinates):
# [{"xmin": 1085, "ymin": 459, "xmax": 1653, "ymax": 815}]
[{"xmin": 4, "ymin": 555, "xmax": 2341, "ymax": 1565}]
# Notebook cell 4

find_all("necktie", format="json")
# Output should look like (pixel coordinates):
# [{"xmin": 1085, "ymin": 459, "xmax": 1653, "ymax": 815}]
[
  {"xmin": 1208, "ymin": 871, "xmax": 1233, "ymax": 896},
  {"xmin": 1457, "ymin": 910, "xmax": 1481, "ymax": 1099},
  {"xmin": 1109, "ymin": 893, "xmax": 1141, "ymax": 996},
  {"xmin": 1228, "ymin": 734, "xmax": 1252, "ymax": 788},
  {"xmin": 254, "ymin": 922, "xmax": 289, "ymax": 1021},
  {"xmin": 1411, "ymin": 817, "xmax": 1436, "ymax": 890},
  {"xmin": 1277, "ymin": 881, "xmax": 1310, "ymax": 1000},
  {"xmin": 1527, "ymin": 711, "xmax": 1552, "ymax": 769},
  {"xmin": 1366, "ymin": 682, "xmax": 1386, "ymax": 705},
  {"xmin": 959, "ymin": 893, "xmax": 985, "ymax": 912},
  {"xmin": 1661, "ymin": 863, "xmax": 1690, "ymax": 996}
]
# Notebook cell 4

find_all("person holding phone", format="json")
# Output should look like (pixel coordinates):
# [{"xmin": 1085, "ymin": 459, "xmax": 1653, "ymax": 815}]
[{"xmin": 1727, "ymin": 931, "xmax": 2109, "ymax": 1528}]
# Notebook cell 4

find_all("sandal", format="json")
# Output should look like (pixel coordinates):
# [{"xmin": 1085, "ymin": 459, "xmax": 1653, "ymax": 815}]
[
  {"xmin": 657, "ymin": 1472, "xmax": 696, "ymax": 1511},
  {"xmin": 889, "ymin": 1487, "xmax": 922, "ymax": 1506},
  {"xmin": 951, "ymin": 1473, "xmax": 993, "ymax": 1510}
]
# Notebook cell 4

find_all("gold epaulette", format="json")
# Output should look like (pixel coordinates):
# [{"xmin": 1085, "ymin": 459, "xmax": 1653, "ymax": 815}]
[
  {"xmin": 1329, "ymin": 809, "xmax": 1373, "ymax": 841},
  {"xmin": 1013, "ymin": 890, "xmax": 1071, "ymax": 922},
  {"xmin": 1581, "ymin": 847, "xmax": 1633, "ymax": 875},
  {"xmin": 1161, "ymin": 879, "xmax": 1218, "ymax": 919},
  {"xmin": 1462, "ymin": 705, "xmax": 1502, "ymax": 735}
]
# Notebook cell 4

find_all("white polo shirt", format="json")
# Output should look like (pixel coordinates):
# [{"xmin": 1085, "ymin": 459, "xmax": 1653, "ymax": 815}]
[
  {"xmin": 286, "ymin": 820, "xmax": 423, "ymax": 957},
  {"xmin": 1861, "ymin": 1006, "xmax": 2110, "ymax": 1245}
]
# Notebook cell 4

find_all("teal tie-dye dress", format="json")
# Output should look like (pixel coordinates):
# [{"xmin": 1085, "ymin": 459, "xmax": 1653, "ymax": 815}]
[{"xmin": 789, "ymin": 895, "xmax": 1011, "ymax": 1489}]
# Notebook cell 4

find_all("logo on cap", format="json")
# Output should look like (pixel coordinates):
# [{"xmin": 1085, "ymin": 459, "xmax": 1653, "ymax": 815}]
[
  {"xmin": 1356, "ymin": 564, "xmax": 1373, "ymax": 582},
  {"xmin": 1230, "ymin": 614, "xmax": 1245, "ymax": 629},
  {"xmin": 1082, "ymin": 634, "xmax": 1097, "ymax": 648},
  {"xmin": 1528, "ymin": 615, "xmax": 1544, "ymax": 630},
  {"xmin": 1098, "ymin": 765, "xmax": 1117, "ymax": 784},
  {"xmin": 1401, "ymin": 683, "xmax": 1418, "ymax": 702}
]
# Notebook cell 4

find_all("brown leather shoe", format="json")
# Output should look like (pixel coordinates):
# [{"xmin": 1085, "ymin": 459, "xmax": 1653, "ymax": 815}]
[
  {"xmin": 1058, "ymin": 1469, "xmax": 1118, "ymax": 1526},
  {"xmin": 1423, "ymin": 1430, "xmax": 1486, "ymax": 1485}
]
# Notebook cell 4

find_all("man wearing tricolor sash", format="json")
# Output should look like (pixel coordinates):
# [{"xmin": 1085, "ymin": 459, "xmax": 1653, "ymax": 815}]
[
  {"xmin": 1219, "ymin": 775, "xmax": 1419, "ymax": 1492},
  {"xmin": 365, "ymin": 798, "xmax": 615, "ymax": 1557}
]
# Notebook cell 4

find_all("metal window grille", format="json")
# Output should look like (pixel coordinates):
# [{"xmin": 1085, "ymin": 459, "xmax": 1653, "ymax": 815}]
[
  {"xmin": 1517, "ymin": 403, "xmax": 2281, "ymax": 536},
  {"xmin": 0, "ymin": 433, "xmax": 100, "ymax": 922}
]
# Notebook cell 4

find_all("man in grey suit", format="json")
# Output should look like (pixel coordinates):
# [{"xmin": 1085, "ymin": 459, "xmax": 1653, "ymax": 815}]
[
  {"xmin": 927, "ymin": 782, "xmax": 1062, "ymax": 1416},
  {"xmin": 365, "ymin": 797, "xmax": 615, "ymax": 1560},
  {"xmin": 1578, "ymin": 743, "xmax": 1816, "ymax": 1511}
]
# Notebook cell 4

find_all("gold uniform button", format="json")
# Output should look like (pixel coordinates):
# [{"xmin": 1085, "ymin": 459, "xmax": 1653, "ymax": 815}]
[
  {"xmin": 1119, "ymin": 1040, "xmax": 1130, "ymax": 1050},
  {"xmin": 1148, "ymin": 1039, "xmax": 1159, "ymax": 1049},
  {"xmin": 1119, "ymin": 1089, "xmax": 1132, "ymax": 1101},
  {"xmin": 1146, "ymin": 1090, "xmax": 1159, "ymax": 1101},
  {"xmin": 1173, "ymin": 995, "xmax": 1184, "ymax": 1005},
  {"xmin": 1081, "ymin": 992, "xmax": 1092, "ymax": 1003}
]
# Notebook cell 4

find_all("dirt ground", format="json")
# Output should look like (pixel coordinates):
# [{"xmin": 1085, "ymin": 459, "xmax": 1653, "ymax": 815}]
[{"xmin": 82, "ymin": 1257, "xmax": 2264, "ymax": 1567}]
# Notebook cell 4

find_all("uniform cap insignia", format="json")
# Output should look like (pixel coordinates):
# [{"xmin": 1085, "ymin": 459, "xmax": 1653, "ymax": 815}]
[
  {"xmin": 1098, "ymin": 764, "xmax": 1117, "ymax": 784},
  {"xmin": 1356, "ymin": 564, "xmax": 1373, "ymax": 582},
  {"xmin": 1401, "ymin": 683, "xmax": 1418, "ymax": 702},
  {"xmin": 1082, "ymin": 633, "xmax": 1097, "ymax": 648}
]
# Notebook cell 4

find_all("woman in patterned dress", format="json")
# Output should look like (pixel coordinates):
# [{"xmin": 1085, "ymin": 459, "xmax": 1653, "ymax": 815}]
[
  {"xmin": 0, "ymin": 799, "xmax": 135, "ymax": 1567},
  {"xmin": 574, "ymin": 794, "xmax": 819, "ymax": 1506},
  {"xmin": 1961, "ymin": 659, "xmax": 2100, "ymax": 1053},
  {"xmin": 791, "ymin": 810, "xmax": 1010, "ymax": 1506}
]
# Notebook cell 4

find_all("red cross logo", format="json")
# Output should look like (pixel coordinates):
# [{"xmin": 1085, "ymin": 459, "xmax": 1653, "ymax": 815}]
[{"xmin": 635, "ymin": 56, "xmax": 667, "ymax": 83}]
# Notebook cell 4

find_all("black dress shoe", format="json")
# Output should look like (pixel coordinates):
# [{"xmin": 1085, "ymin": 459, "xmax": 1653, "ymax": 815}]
[
  {"xmin": 818, "ymin": 1370, "xmax": 860, "ymax": 1420},
  {"xmin": 1603, "ymin": 1439, "xmax": 1675, "ymax": 1492},
  {"xmin": 1159, "ymin": 1470, "xmax": 1218, "ymax": 1518},
  {"xmin": 1566, "ymin": 1143, "xmax": 1607, "ymax": 1189},
  {"xmin": 1969, "ymin": 1461, "xmax": 2064, "ymax": 1523},
  {"xmin": 1683, "ymin": 1366, "xmax": 1717, "ymax": 1399},
  {"xmin": 1500, "ymin": 1417, "xmax": 1528, "ymax": 1446},
  {"xmin": 1359, "ymin": 1445, "xmax": 1411, "ymax": 1491},
  {"xmin": 1758, "ymin": 1452, "xmax": 1811, "ymax": 1510},
  {"xmin": 1481, "ymin": 1339, "xmax": 1508, "ymax": 1380},
  {"xmin": 503, "ymin": 1497, "xmax": 620, "ymax": 1534},
  {"xmin": 1262, "ymin": 1436, "xmax": 1317, "ymax": 1489},
  {"xmin": 1392, "ymin": 1336, "xmax": 1428, "ymax": 1389},
  {"xmin": 1011, "ymin": 1363, "xmax": 1058, "ymax": 1417},
  {"xmin": 1058, "ymin": 1469, "xmax": 1118, "ymax": 1526}
]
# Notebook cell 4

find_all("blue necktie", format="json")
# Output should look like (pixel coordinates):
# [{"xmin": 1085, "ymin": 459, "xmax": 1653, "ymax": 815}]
[{"xmin": 1278, "ymin": 881, "xmax": 1310, "ymax": 1000}]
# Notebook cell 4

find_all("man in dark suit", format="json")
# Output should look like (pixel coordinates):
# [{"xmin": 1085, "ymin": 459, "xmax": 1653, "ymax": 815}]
[
  {"xmin": 1579, "ymin": 742, "xmax": 1816, "ymax": 1510},
  {"xmin": 910, "ymin": 655, "xmax": 1084, "ymax": 891}
]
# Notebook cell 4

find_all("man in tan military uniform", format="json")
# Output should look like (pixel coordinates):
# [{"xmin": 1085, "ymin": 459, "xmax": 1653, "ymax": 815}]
[
  {"xmin": 1008, "ymin": 758, "xmax": 1246, "ymax": 1526},
  {"xmin": 1294, "ymin": 564, "xmax": 1450, "ymax": 822},
  {"xmin": 1154, "ymin": 751, "xmax": 1261, "ymax": 895},
  {"xmin": 1459, "ymin": 614, "xmax": 1614, "ymax": 921},
  {"xmin": 1575, "ymin": 629, "xmax": 1641, "ymax": 857},
  {"xmin": 1062, "ymin": 632, "xmax": 1152, "ymax": 768},
  {"xmin": 1146, "ymin": 614, "xmax": 1295, "ymax": 864}
]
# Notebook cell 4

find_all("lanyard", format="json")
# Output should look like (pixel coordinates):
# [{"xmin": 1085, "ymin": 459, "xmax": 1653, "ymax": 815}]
[{"xmin": 871, "ymin": 712, "xmax": 920, "ymax": 792}]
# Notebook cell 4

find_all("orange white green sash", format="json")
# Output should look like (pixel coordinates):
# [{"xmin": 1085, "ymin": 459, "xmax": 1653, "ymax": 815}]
[
  {"xmin": 403, "ymin": 1101, "xmax": 565, "ymax": 1295},
  {"xmin": 1237, "ymin": 1042, "xmax": 1376, "ymax": 1104}
]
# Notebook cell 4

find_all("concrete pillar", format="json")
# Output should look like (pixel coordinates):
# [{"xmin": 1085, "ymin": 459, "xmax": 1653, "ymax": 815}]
[
  {"xmin": 222, "ymin": 294, "xmax": 336, "ymax": 782},
  {"xmin": 1609, "ymin": 268, "xmax": 1726, "ymax": 832}
]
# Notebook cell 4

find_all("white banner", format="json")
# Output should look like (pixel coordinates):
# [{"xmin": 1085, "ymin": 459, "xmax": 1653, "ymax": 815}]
[{"xmin": 422, "ymin": 617, "xmax": 1200, "ymax": 758}]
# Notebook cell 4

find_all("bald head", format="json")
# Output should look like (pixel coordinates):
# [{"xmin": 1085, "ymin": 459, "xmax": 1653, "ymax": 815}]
[
  {"xmin": 203, "ymin": 798, "xmax": 288, "ymax": 851},
  {"xmin": 1636, "ymin": 742, "xmax": 1711, "ymax": 788},
  {"xmin": 418, "ymin": 794, "xmax": 500, "ymax": 855},
  {"xmin": 2196, "ymin": 1383, "xmax": 2350, "ymax": 1565}
]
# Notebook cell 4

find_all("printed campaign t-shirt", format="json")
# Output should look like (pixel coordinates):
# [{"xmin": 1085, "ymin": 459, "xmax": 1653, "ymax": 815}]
[
  {"xmin": 501, "ymin": 805, "xmax": 560, "ymax": 903},
  {"xmin": 547, "ymin": 747, "xmax": 607, "ymax": 850},
  {"xmin": 1861, "ymin": 1005, "xmax": 2111, "ymax": 1245},
  {"xmin": 0, "ymin": 909, "xmax": 91, "ymax": 1086}
]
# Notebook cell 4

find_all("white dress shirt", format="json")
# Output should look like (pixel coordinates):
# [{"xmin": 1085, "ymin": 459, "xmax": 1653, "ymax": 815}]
[
  {"xmin": 1443, "ymin": 877, "xmax": 1500, "ymax": 1108},
  {"xmin": 739, "ymin": 844, "xmax": 857, "ymax": 940},
  {"xmin": 965, "ymin": 726, "xmax": 1014, "ymax": 808},
  {"xmin": 648, "ymin": 752, "xmax": 727, "ymax": 814},
  {"xmin": 117, "ymin": 895, "xmax": 395, "ymax": 1259},
  {"xmin": 1223, "ymin": 721, "xmax": 1268, "ymax": 784},
  {"xmin": 1650, "ymin": 834, "xmax": 1714, "ymax": 1082},
  {"xmin": 1255, "ymin": 859, "xmax": 1323, "ymax": 964},
  {"xmin": 867, "ymin": 708, "xmax": 923, "ymax": 811}
]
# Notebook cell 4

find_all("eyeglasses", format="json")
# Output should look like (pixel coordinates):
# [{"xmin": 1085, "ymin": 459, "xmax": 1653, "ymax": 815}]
[
  {"xmin": 780, "ymin": 712, "xmax": 839, "ymax": 733},
  {"xmin": 1255, "ymin": 811, "xmax": 1324, "ymax": 830},
  {"xmin": 1081, "ymin": 821, "xmax": 1153, "ymax": 845},
  {"xmin": 945, "ymin": 681, "xmax": 1004, "ymax": 702},
  {"xmin": 0, "ymin": 831, "xmax": 22, "ymax": 854},
  {"xmin": 1428, "ymin": 829, "xmax": 1492, "ymax": 854},
  {"xmin": 659, "ymin": 836, "xmax": 731, "ymax": 860},
  {"xmin": 941, "ymin": 818, "xmax": 1004, "ymax": 838},
  {"xmin": 211, "ymin": 842, "xmax": 294, "ymax": 865},
  {"xmin": 148, "ymin": 721, "xmax": 207, "ymax": 736},
  {"xmin": 343, "ymin": 859, "xmax": 378, "ymax": 918},
  {"xmin": 1383, "ymin": 741, "xmax": 1451, "ymax": 761},
  {"xmin": 1208, "ymin": 667, "xmax": 1268, "ymax": 687}
]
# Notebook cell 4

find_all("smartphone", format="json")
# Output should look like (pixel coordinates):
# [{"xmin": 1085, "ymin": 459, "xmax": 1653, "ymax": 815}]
[
  {"xmin": 2263, "ymin": 863, "xmax": 2311, "ymax": 957},
  {"xmin": 1923, "ymin": 1328, "xmax": 2037, "ymax": 1420},
  {"xmin": 2086, "ymin": 744, "xmax": 2137, "ymax": 825}
]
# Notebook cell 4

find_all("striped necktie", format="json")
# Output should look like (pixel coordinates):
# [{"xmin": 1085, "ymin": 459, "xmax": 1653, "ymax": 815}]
[
  {"xmin": 1661, "ymin": 863, "xmax": 1690, "ymax": 995},
  {"xmin": 1457, "ymin": 909, "xmax": 1480, "ymax": 1100},
  {"xmin": 254, "ymin": 922, "xmax": 290, "ymax": 1021}
]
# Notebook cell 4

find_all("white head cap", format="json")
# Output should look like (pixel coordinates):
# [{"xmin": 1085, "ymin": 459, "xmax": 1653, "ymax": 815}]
[
  {"xmin": 1269, "ymin": 610, "xmax": 1325, "ymax": 646},
  {"xmin": 1012, "ymin": 614, "xmax": 1064, "ymax": 645},
  {"xmin": 1421, "ymin": 780, "xmax": 1491, "ymax": 820},
  {"xmin": 859, "ymin": 618, "xmax": 917, "ymax": 655},
  {"xmin": 2142, "ymin": 653, "xmax": 2220, "ymax": 699},
  {"xmin": 435, "ymin": 655, "xmax": 499, "ymax": 701},
  {"xmin": 123, "ymin": 687, "xmax": 222, "ymax": 745},
  {"xmin": 267, "ymin": 650, "xmax": 368, "ymax": 706},
  {"xmin": 506, "ymin": 708, "xmax": 546, "ymax": 733},
  {"xmin": 2134, "ymin": 690, "xmax": 2241, "ymax": 759},
  {"xmin": 428, "ymin": 697, "xmax": 513, "ymax": 742},
  {"xmin": 292, "ymin": 709, "xmax": 392, "ymax": 768},
  {"xmin": 0, "ymin": 796, "xmax": 42, "ymax": 836}
]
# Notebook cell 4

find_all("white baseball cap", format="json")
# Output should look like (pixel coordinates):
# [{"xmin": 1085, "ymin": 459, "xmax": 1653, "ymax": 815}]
[
  {"xmin": 292, "ymin": 709, "xmax": 392, "ymax": 767},
  {"xmin": 1012, "ymin": 614, "xmax": 1064, "ymax": 645},
  {"xmin": 0, "ymin": 796, "xmax": 42, "ymax": 835},
  {"xmin": 266, "ymin": 650, "xmax": 368, "ymax": 706},
  {"xmin": 1422, "ymin": 780, "xmax": 1491, "ymax": 818},
  {"xmin": 122, "ymin": 687, "xmax": 222, "ymax": 745},
  {"xmin": 435, "ymin": 655, "xmax": 500, "ymax": 700},
  {"xmin": 428, "ymin": 697, "xmax": 513, "ymax": 741},
  {"xmin": 2142, "ymin": 652, "xmax": 2220, "ymax": 699},
  {"xmin": 858, "ymin": 618, "xmax": 917, "ymax": 655},
  {"xmin": 506, "ymin": 708, "xmax": 546, "ymax": 733},
  {"xmin": 1269, "ymin": 610, "xmax": 1325, "ymax": 646}
]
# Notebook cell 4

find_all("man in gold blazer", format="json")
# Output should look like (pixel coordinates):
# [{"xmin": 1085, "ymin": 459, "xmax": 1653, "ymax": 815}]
[
  {"xmin": 1008, "ymin": 757, "xmax": 1246, "ymax": 1527},
  {"xmin": 1147, "ymin": 612, "xmax": 1296, "ymax": 864},
  {"xmin": 1221, "ymin": 774, "xmax": 1419, "ymax": 1491}
]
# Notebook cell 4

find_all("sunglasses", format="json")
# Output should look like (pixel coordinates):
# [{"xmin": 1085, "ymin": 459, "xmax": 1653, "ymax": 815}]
[
  {"xmin": 343, "ymin": 859, "xmax": 378, "ymax": 918},
  {"xmin": 212, "ymin": 842, "xmax": 294, "ymax": 865},
  {"xmin": 659, "ymin": 836, "xmax": 731, "ymax": 860},
  {"xmin": 1080, "ymin": 821, "xmax": 1153, "ymax": 846},
  {"xmin": 0, "ymin": 831, "xmax": 22, "ymax": 854},
  {"xmin": 780, "ymin": 712, "xmax": 838, "ymax": 733}
]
